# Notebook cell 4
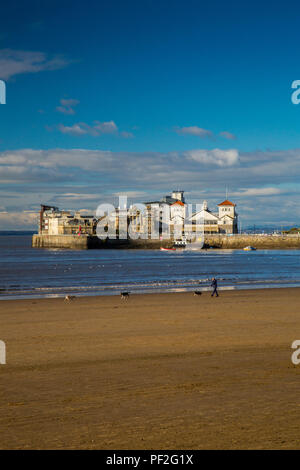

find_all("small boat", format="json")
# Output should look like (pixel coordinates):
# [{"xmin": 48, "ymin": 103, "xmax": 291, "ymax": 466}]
[
  {"xmin": 174, "ymin": 237, "xmax": 187, "ymax": 247},
  {"xmin": 160, "ymin": 247, "xmax": 176, "ymax": 251},
  {"xmin": 243, "ymin": 246, "xmax": 256, "ymax": 251}
]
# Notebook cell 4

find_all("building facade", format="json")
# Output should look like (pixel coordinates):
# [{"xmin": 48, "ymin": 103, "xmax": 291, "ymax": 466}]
[
  {"xmin": 186, "ymin": 199, "xmax": 238, "ymax": 235},
  {"xmin": 38, "ymin": 193, "xmax": 238, "ymax": 240},
  {"xmin": 39, "ymin": 205, "xmax": 97, "ymax": 236}
]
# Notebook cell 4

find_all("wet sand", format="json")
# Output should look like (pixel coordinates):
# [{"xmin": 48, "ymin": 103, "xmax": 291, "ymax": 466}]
[{"xmin": 1, "ymin": 288, "xmax": 300, "ymax": 449}]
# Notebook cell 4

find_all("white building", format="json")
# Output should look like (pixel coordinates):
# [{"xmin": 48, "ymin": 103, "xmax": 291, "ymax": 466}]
[
  {"xmin": 39, "ymin": 193, "xmax": 238, "ymax": 240},
  {"xmin": 186, "ymin": 199, "xmax": 238, "ymax": 235},
  {"xmin": 39, "ymin": 205, "xmax": 96, "ymax": 235},
  {"xmin": 217, "ymin": 199, "xmax": 238, "ymax": 233}
]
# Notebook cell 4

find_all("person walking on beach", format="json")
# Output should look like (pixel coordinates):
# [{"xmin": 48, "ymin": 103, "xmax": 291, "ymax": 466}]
[{"xmin": 211, "ymin": 277, "xmax": 219, "ymax": 297}]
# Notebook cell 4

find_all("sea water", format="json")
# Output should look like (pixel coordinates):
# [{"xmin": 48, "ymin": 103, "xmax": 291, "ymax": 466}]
[{"xmin": 0, "ymin": 233, "xmax": 300, "ymax": 299}]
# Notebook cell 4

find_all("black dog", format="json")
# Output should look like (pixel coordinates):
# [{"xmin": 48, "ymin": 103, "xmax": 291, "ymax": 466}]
[
  {"xmin": 193, "ymin": 291, "xmax": 202, "ymax": 296},
  {"xmin": 121, "ymin": 292, "xmax": 130, "ymax": 299}
]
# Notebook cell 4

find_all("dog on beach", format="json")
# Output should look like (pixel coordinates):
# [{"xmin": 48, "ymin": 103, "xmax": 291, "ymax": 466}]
[
  {"xmin": 121, "ymin": 292, "xmax": 130, "ymax": 300},
  {"xmin": 193, "ymin": 291, "xmax": 202, "ymax": 296},
  {"xmin": 64, "ymin": 295, "xmax": 76, "ymax": 302}
]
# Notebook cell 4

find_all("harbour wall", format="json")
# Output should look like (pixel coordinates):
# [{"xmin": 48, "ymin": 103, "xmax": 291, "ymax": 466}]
[
  {"xmin": 32, "ymin": 234, "xmax": 174, "ymax": 249},
  {"xmin": 32, "ymin": 233, "xmax": 300, "ymax": 250},
  {"xmin": 205, "ymin": 234, "xmax": 300, "ymax": 249},
  {"xmin": 32, "ymin": 234, "xmax": 90, "ymax": 249}
]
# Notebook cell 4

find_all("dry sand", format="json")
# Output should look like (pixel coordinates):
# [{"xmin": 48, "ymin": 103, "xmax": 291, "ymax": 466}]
[{"xmin": 1, "ymin": 288, "xmax": 300, "ymax": 449}]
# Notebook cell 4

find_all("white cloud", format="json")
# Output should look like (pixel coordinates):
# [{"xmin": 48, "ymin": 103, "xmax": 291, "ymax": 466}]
[
  {"xmin": 0, "ymin": 154, "xmax": 26, "ymax": 164},
  {"xmin": 112, "ymin": 191, "xmax": 147, "ymax": 198},
  {"xmin": 0, "ymin": 211, "xmax": 38, "ymax": 230},
  {"xmin": 233, "ymin": 187, "xmax": 282, "ymax": 196},
  {"xmin": 57, "ymin": 120, "xmax": 135, "ymax": 138},
  {"xmin": 54, "ymin": 193, "xmax": 101, "ymax": 201},
  {"xmin": 120, "ymin": 131, "xmax": 134, "ymax": 138},
  {"xmin": 176, "ymin": 126, "xmax": 213, "ymax": 138},
  {"xmin": 93, "ymin": 120, "xmax": 118, "ymax": 134},
  {"xmin": 219, "ymin": 131, "xmax": 236, "ymax": 140},
  {"xmin": 176, "ymin": 127, "xmax": 237, "ymax": 141},
  {"xmin": 58, "ymin": 120, "xmax": 118, "ymax": 136},
  {"xmin": 184, "ymin": 148, "xmax": 239, "ymax": 166},
  {"xmin": 59, "ymin": 123, "xmax": 87, "ymax": 136},
  {"xmin": 56, "ymin": 98, "xmax": 79, "ymax": 115},
  {"xmin": 2, "ymin": 147, "xmax": 300, "ymax": 227},
  {"xmin": 0, "ymin": 49, "xmax": 71, "ymax": 80}
]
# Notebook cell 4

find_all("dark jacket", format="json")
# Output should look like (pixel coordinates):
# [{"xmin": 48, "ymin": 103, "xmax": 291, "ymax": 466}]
[{"xmin": 211, "ymin": 279, "xmax": 217, "ymax": 288}]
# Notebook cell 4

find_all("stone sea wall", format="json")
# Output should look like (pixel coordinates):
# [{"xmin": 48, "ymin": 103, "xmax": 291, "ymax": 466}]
[
  {"xmin": 205, "ymin": 234, "xmax": 300, "ymax": 249},
  {"xmin": 32, "ymin": 234, "xmax": 174, "ymax": 249},
  {"xmin": 32, "ymin": 233, "xmax": 300, "ymax": 250},
  {"xmin": 32, "ymin": 234, "xmax": 90, "ymax": 249}
]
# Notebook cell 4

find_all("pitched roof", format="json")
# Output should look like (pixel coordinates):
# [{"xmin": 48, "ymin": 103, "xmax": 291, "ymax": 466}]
[
  {"xmin": 218, "ymin": 199, "xmax": 236, "ymax": 207},
  {"xmin": 171, "ymin": 200, "xmax": 185, "ymax": 206},
  {"xmin": 219, "ymin": 214, "xmax": 234, "ymax": 220},
  {"xmin": 189, "ymin": 209, "xmax": 218, "ymax": 221}
]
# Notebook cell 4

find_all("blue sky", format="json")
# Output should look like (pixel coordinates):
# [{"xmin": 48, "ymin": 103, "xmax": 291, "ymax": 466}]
[{"xmin": 1, "ymin": 0, "xmax": 300, "ymax": 228}]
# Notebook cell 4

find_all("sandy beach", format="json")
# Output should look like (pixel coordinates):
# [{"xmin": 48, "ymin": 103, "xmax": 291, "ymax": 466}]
[{"xmin": 1, "ymin": 288, "xmax": 300, "ymax": 449}]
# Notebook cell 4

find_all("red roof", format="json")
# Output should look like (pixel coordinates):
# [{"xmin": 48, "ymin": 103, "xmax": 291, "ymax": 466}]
[
  {"xmin": 171, "ymin": 200, "xmax": 185, "ymax": 206},
  {"xmin": 217, "ymin": 199, "xmax": 235, "ymax": 207}
]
